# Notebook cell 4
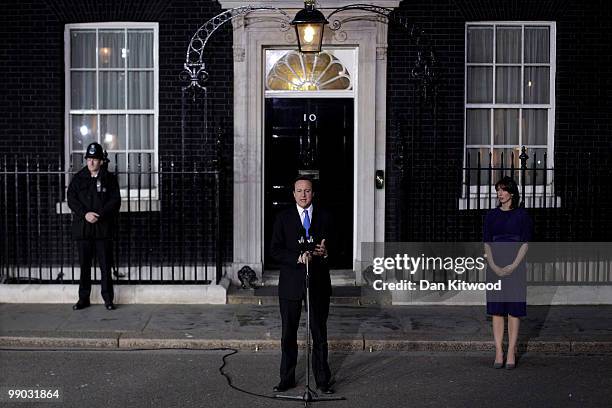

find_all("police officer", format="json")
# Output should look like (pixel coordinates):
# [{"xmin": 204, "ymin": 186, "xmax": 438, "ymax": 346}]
[{"xmin": 67, "ymin": 142, "xmax": 121, "ymax": 310}]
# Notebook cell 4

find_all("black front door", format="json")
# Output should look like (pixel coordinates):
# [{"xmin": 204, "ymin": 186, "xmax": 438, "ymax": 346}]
[{"xmin": 264, "ymin": 98, "xmax": 353, "ymax": 270}]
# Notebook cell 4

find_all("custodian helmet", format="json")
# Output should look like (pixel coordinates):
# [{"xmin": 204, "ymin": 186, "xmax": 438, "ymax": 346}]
[{"xmin": 85, "ymin": 142, "xmax": 104, "ymax": 160}]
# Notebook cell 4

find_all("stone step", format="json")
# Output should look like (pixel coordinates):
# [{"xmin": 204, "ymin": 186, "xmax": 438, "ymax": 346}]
[
  {"xmin": 227, "ymin": 285, "xmax": 374, "ymax": 305},
  {"xmin": 261, "ymin": 269, "xmax": 356, "ymax": 287}
]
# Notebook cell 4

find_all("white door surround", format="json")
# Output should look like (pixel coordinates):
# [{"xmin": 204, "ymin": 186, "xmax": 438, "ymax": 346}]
[{"xmin": 220, "ymin": 1, "xmax": 399, "ymax": 284}]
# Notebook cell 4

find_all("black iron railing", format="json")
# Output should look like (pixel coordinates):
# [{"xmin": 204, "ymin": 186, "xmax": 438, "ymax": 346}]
[
  {"xmin": 462, "ymin": 146, "xmax": 601, "ymax": 211},
  {"xmin": 0, "ymin": 154, "xmax": 223, "ymax": 285}
]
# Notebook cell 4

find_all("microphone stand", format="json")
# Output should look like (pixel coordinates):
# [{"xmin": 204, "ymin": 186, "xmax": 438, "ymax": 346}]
[{"xmin": 275, "ymin": 234, "xmax": 345, "ymax": 407}]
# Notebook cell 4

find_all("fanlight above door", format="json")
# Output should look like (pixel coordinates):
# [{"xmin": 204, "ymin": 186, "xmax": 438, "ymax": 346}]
[{"xmin": 266, "ymin": 51, "xmax": 352, "ymax": 91}]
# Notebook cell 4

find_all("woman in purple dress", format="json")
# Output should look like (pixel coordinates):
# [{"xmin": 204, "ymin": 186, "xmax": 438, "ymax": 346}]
[{"xmin": 484, "ymin": 176, "xmax": 532, "ymax": 370}]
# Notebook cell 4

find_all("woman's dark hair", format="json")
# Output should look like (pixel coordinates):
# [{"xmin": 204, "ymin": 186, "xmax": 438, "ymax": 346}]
[{"xmin": 495, "ymin": 176, "xmax": 521, "ymax": 209}]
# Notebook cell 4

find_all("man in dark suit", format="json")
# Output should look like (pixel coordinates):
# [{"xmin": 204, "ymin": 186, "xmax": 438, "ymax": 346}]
[{"xmin": 270, "ymin": 176, "xmax": 334, "ymax": 394}]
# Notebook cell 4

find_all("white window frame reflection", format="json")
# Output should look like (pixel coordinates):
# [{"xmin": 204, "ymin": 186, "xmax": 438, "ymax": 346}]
[
  {"xmin": 463, "ymin": 22, "xmax": 556, "ymax": 201},
  {"xmin": 64, "ymin": 22, "xmax": 159, "ymax": 200}
]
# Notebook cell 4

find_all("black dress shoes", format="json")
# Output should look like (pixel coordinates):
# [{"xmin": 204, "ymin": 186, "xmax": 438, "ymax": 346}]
[
  {"xmin": 318, "ymin": 384, "xmax": 335, "ymax": 394},
  {"xmin": 272, "ymin": 382, "xmax": 295, "ymax": 393},
  {"xmin": 105, "ymin": 303, "xmax": 116, "ymax": 310},
  {"xmin": 72, "ymin": 300, "xmax": 90, "ymax": 310}
]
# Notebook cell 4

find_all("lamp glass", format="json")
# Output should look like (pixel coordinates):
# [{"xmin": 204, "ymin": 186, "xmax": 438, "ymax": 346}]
[{"xmin": 295, "ymin": 22, "xmax": 324, "ymax": 53}]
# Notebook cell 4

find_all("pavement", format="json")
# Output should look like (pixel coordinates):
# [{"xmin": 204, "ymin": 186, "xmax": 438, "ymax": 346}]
[{"xmin": 1, "ymin": 303, "xmax": 611, "ymax": 352}]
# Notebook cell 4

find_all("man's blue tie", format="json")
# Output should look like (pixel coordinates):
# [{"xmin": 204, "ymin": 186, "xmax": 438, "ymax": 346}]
[{"xmin": 303, "ymin": 209, "xmax": 311, "ymax": 238}]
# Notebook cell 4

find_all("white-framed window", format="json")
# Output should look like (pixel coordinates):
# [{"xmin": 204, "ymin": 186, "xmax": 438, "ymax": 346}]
[
  {"xmin": 464, "ymin": 22, "xmax": 556, "ymax": 195},
  {"xmin": 64, "ymin": 22, "xmax": 159, "ymax": 199}
]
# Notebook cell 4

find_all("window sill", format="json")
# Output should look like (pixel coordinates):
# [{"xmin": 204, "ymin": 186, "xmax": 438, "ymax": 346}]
[
  {"xmin": 458, "ymin": 194, "xmax": 562, "ymax": 210},
  {"xmin": 56, "ymin": 199, "xmax": 161, "ymax": 214}
]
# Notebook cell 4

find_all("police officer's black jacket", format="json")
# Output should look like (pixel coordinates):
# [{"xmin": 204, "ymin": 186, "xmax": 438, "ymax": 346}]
[{"xmin": 67, "ymin": 167, "xmax": 121, "ymax": 240}]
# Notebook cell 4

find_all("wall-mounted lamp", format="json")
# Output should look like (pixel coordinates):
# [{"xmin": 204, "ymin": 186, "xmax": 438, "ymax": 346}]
[{"xmin": 291, "ymin": 1, "xmax": 328, "ymax": 54}]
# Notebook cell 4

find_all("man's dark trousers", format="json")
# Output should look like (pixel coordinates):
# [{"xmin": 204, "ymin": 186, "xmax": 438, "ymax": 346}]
[
  {"xmin": 77, "ymin": 239, "xmax": 114, "ymax": 304},
  {"xmin": 279, "ymin": 291, "xmax": 331, "ymax": 388}
]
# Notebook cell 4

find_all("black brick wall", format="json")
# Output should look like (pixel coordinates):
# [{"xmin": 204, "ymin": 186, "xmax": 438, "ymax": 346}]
[
  {"xmin": 385, "ymin": 0, "xmax": 612, "ymax": 242},
  {"xmin": 1, "ymin": 0, "xmax": 611, "ymax": 274},
  {"xmin": 0, "ymin": 0, "xmax": 234, "ymax": 268}
]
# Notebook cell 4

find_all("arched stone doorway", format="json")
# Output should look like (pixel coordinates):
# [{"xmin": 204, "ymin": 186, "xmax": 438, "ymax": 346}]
[{"xmin": 222, "ymin": 0, "xmax": 399, "ymax": 284}]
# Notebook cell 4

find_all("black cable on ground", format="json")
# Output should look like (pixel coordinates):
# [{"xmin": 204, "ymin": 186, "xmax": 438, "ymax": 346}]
[{"xmin": 0, "ymin": 347, "xmax": 298, "ymax": 402}]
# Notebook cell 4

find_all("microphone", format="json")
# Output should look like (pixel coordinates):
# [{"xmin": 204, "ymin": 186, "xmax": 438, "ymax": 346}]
[
  {"xmin": 298, "ymin": 227, "xmax": 307, "ymax": 253},
  {"xmin": 298, "ymin": 227, "xmax": 315, "ymax": 253}
]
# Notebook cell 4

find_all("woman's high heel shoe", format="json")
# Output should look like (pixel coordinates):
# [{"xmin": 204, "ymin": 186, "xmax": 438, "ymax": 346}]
[{"xmin": 506, "ymin": 348, "xmax": 518, "ymax": 369}]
